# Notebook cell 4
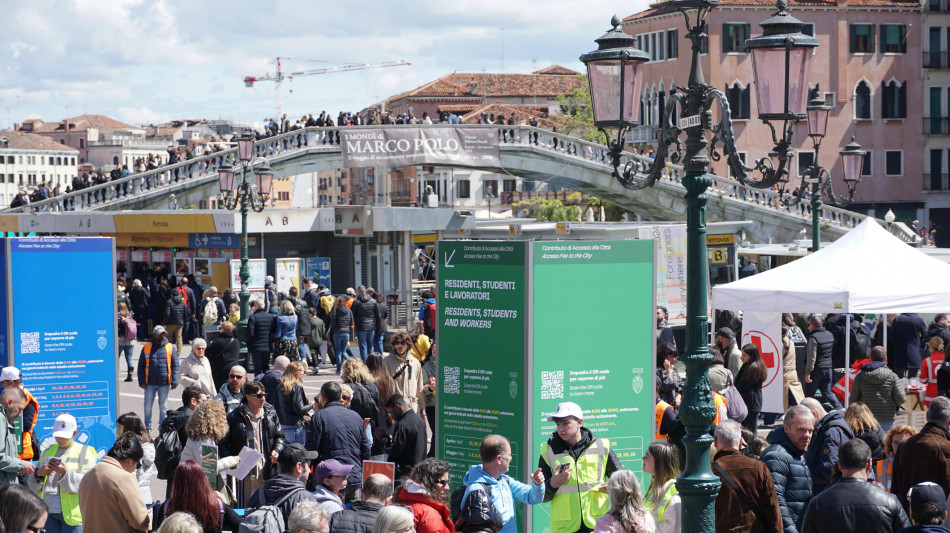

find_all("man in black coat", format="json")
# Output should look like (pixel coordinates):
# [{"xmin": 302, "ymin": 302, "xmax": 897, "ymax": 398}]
[
  {"xmin": 352, "ymin": 285, "xmax": 381, "ymax": 361},
  {"xmin": 329, "ymin": 473, "xmax": 392, "ymax": 533},
  {"xmin": 801, "ymin": 439, "xmax": 908, "ymax": 533},
  {"xmin": 220, "ymin": 380, "xmax": 285, "ymax": 501},
  {"xmin": 307, "ymin": 382, "xmax": 371, "ymax": 502},
  {"xmin": 893, "ymin": 313, "xmax": 927, "ymax": 378},
  {"xmin": 247, "ymin": 298, "xmax": 276, "ymax": 374},
  {"xmin": 805, "ymin": 315, "xmax": 840, "ymax": 410},
  {"xmin": 385, "ymin": 393, "xmax": 428, "ymax": 480}
]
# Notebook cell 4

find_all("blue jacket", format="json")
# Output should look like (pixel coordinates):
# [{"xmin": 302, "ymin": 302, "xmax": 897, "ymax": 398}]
[
  {"xmin": 272, "ymin": 314, "xmax": 297, "ymax": 340},
  {"xmin": 137, "ymin": 337, "xmax": 179, "ymax": 387},
  {"xmin": 306, "ymin": 402, "xmax": 371, "ymax": 485},
  {"xmin": 462, "ymin": 465, "xmax": 544, "ymax": 533},
  {"xmin": 762, "ymin": 426, "xmax": 812, "ymax": 533},
  {"xmin": 418, "ymin": 298, "xmax": 436, "ymax": 321},
  {"xmin": 804, "ymin": 410, "xmax": 854, "ymax": 495}
]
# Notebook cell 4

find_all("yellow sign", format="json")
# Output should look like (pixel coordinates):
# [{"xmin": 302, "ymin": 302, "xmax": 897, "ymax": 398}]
[
  {"xmin": 706, "ymin": 233, "xmax": 735, "ymax": 246},
  {"xmin": 113, "ymin": 214, "xmax": 216, "ymax": 234},
  {"xmin": 411, "ymin": 233, "xmax": 437, "ymax": 244},
  {"xmin": 709, "ymin": 247, "xmax": 729, "ymax": 264},
  {"xmin": 509, "ymin": 224, "xmax": 522, "ymax": 237},
  {"xmin": 556, "ymin": 223, "xmax": 571, "ymax": 235},
  {"xmin": 108, "ymin": 233, "xmax": 189, "ymax": 248},
  {"xmin": 0, "ymin": 216, "xmax": 20, "ymax": 233}
]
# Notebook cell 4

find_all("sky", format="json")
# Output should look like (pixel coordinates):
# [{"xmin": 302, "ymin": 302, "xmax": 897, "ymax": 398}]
[{"xmin": 0, "ymin": 0, "xmax": 654, "ymax": 130}]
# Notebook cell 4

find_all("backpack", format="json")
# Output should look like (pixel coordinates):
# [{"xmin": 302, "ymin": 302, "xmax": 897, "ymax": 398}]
[
  {"xmin": 238, "ymin": 487, "xmax": 305, "ymax": 533},
  {"xmin": 203, "ymin": 297, "xmax": 219, "ymax": 326},
  {"xmin": 349, "ymin": 382, "xmax": 379, "ymax": 421},
  {"xmin": 424, "ymin": 302, "xmax": 437, "ymax": 332},
  {"xmin": 154, "ymin": 422, "xmax": 184, "ymax": 480},
  {"xmin": 721, "ymin": 373, "xmax": 749, "ymax": 423},
  {"xmin": 850, "ymin": 323, "xmax": 871, "ymax": 359},
  {"xmin": 119, "ymin": 316, "xmax": 137, "ymax": 341},
  {"xmin": 451, "ymin": 483, "xmax": 503, "ymax": 531}
]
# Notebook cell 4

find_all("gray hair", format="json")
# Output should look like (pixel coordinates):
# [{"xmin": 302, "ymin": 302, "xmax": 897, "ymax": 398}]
[
  {"xmin": 288, "ymin": 501, "xmax": 328, "ymax": 533},
  {"xmin": 372, "ymin": 505, "xmax": 414, "ymax": 533},
  {"xmin": 714, "ymin": 419, "xmax": 742, "ymax": 447},
  {"xmin": 784, "ymin": 404, "xmax": 815, "ymax": 426},
  {"xmin": 250, "ymin": 297, "xmax": 264, "ymax": 309},
  {"xmin": 928, "ymin": 396, "xmax": 950, "ymax": 424},
  {"xmin": 157, "ymin": 512, "xmax": 203, "ymax": 533},
  {"xmin": 191, "ymin": 338, "xmax": 207, "ymax": 350}
]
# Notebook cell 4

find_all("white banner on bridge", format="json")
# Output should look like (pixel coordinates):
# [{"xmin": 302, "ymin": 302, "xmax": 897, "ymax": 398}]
[
  {"xmin": 638, "ymin": 225, "xmax": 687, "ymax": 320},
  {"xmin": 339, "ymin": 127, "xmax": 500, "ymax": 168},
  {"xmin": 740, "ymin": 311, "xmax": 784, "ymax": 413}
]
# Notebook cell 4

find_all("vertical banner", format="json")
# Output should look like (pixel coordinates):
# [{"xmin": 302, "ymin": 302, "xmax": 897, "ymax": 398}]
[
  {"xmin": 437, "ymin": 241, "xmax": 527, "ymax": 500},
  {"xmin": 275, "ymin": 258, "xmax": 302, "ymax": 296},
  {"xmin": 638, "ymin": 225, "xmax": 687, "ymax": 320},
  {"xmin": 305, "ymin": 257, "xmax": 332, "ymax": 288},
  {"xmin": 740, "ymin": 312, "xmax": 784, "ymax": 413},
  {"xmin": 530, "ymin": 240, "xmax": 656, "ymax": 533},
  {"xmin": 9, "ymin": 237, "xmax": 118, "ymax": 456}
]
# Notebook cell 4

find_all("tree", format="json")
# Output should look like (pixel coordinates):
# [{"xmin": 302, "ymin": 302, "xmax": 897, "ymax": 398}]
[
  {"xmin": 557, "ymin": 75, "xmax": 603, "ymax": 142},
  {"xmin": 513, "ymin": 198, "xmax": 582, "ymax": 222}
]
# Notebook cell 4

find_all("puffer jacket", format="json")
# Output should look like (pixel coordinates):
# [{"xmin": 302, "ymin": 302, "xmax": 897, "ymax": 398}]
[
  {"xmin": 247, "ymin": 308, "xmax": 276, "ymax": 353},
  {"xmin": 329, "ymin": 500, "xmax": 383, "ymax": 533},
  {"xmin": 352, "ymin": 294, "xmax": 381, "ymax": 332},
  {"xmin": 163, "ymin": 293, "xmax": 186, "ymax": 325},
  {"xmin": 461, "ymin": 464, "xmax": 543, "ymax": 533},
  {"xmin": 804, "ymin": 410, "xmax": 853, "ymax": 495},
  {"xmin": 295, "ymin": 300, "xmax": 312, "ymax": 337},
  {"xmin": 800, "ymin": 477, "xmax": 908, "ymax": 533},
  {"xmin": 849, "ymin": 361, "xmax": 905, "ymax": 423},
  {"xmin": 137, "ymin": 337, "xmax": 179, "ymax": 387},
  {"xmin": 220, "ymin": 402, "xmax": 285, "ymax": 480},
  {"xmin": 397, "ymin": 485, "xmax": 455, "ymax": 533},
  {"xmin": 761, "ymin": 427, "xmax": 812, "ymax": 533},
  {"xmin": 329, "ymin": 305, "xmax": 354, "ymax": 335}
]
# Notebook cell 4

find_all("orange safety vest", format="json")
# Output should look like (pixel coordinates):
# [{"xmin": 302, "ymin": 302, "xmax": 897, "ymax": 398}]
[
  {"xmin": 656, "ymin": 400, "xmax": 672, "ymax": 439},
  {"xmin": 17, "ymin": 388, "xmax": 39, "ymax": 460},
  {"xmin": 712, "ymin": 392, "xmax": 726, "ymax": 427},
  {"xmin": 143, "ymin": 342, "xmax": 175, "ymax": 385}
]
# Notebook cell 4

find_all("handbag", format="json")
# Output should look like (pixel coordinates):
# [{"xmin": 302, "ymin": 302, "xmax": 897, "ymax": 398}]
[{"xmin": 721, "ymin": 373, "xmax": 749, "ymax": 423}]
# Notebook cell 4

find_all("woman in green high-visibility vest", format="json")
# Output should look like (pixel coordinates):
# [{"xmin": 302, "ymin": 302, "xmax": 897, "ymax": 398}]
[{"xmin": 642, "ymin": 442, "xmax": 681, "ymax": 533}]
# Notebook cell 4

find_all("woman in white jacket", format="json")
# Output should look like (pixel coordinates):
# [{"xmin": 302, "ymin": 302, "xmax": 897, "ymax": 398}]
[
  {"xmin": 180, "ymin": 400, "xmax": 240, "ymax": 474},
  {"xmin": 117, "ymin": 412, "xmax": 156, "ymax": 507},
  {"xmin": 178, "ymin": 338, "xmax": 215, "ymax": 398}
]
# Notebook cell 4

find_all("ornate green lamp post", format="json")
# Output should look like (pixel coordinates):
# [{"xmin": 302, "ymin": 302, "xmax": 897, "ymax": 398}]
[
  {"xmin": 581, "ymin": 1, "xmax": 817, "ymax": 530},
  {"xmin": 217, "ymin": 135, "xmax": 273, "ymax": 369}
]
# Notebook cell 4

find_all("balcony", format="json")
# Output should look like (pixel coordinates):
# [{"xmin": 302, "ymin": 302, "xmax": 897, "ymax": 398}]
[
  {"xmin": 924, "ymin": 51, "xmax": 950, "ymax": 69},
  {"xmin": 925, "ymin": 173, "xmax": 950, "ymax": 191},
  {"xmin": 924, "ymin": 117, "xmax": 950, "ymax": 135},
  {"xmin": 626, "ymin": 126, "xmax": 660, "ymax": 144}
]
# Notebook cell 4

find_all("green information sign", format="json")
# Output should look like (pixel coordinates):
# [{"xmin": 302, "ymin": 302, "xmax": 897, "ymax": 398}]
[
  {"xmin": 13, "ymin": 415, "xmax": 23, "ymax": 454},
  {"xmin": 530, "ymin": 240, "xmax": 655, "ymax": 533}
]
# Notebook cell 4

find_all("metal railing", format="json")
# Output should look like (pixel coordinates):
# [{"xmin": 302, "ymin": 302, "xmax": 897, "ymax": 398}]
[
  {"xmin": 924, "ymin": 173, "xmax": 950, "ymax": 191},
  {"xmin": 4, "ymin": 124, "xmax": 916, "ymax": 244},
  {"xmin": 924, "ymin": 117, "xmax": 950, "ymax": 136},
  {"xmin": 924, "ymin": 51, "xmax": 950, "ymax": 69}
]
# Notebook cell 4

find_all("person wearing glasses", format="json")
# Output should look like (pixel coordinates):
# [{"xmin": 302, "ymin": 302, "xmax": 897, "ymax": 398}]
[
  {"xmin": 0, "ymin": 484, "xmax": 48, "ymax": 533},
  {"xmin": 383, "ymin": 332, "xmax": 427, "ymax": 420},
  {"xmin": 221, "ymin": 381, "xmax": 286, "ymax": 503},
  {"xmin": 78, "ymin": 433, "xmax": 150, "ymax": 533},
  {"xmin": 396, "ymin": 458, "xmax": 454, "ymax": 533},
  {"xmin": 214, "ymin": 365, "xmax": 247, "ymax": 415}
]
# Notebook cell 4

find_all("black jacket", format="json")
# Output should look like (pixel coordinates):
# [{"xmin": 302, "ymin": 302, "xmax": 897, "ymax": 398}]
[
  {"xmin": 247, "ymin": 308, "xmax": 276, "ymax": 353},
  {"xmin": 247, "ymin": 473, "xmax": 318, "ymax": 524},
  {"xmin": 258, "ymin": 368, "xmax": 283, "ymax": 402},
  {"xmin": 163, "ymin": 294, "xmax": 187, "ymax": 326},
  {"xmin": 207, "ymin": 331, "xmax": 240, "ymax": 391},
  {"xmin": 808, "ymin": 327, "xmax": 835, "ymax": 370},
  {"xmin": 220, "ymin": 403, "xmax": 285, "ymax": 480},
  {"xmin": 276, "ymin": 383, "xmax": 311, "ymax": 428},
  {"xmin": 294, "ymin": 300, "xmax": 312, "ymax": 337},
  {"xmin": 329, "ymin": 500, "xmax": 383, "ymax": 533},
  {"xmin": 352, "ymin": 294, "xmax": 381, "ymax": 332},
  {"xmin": 801, "ymin": 477, "xmax": 908, "ymax": 533},
  {"xmin": 330, "ymin": 306, "xmax": 354, "ymax": 335},
  {"xmin": 307, "ymin": 402, "xmax": 371, "ymax": 485},
  {"xmin": 129, "ymin": 286, "xmax": 150, "ymax": 314},
  {"xmin": 388, "ymin": 408, "xmax": 428, "ymax": 479},
  {"xmin": 735, "ymin": 361, "xmax": 764, "ymax": 412}
]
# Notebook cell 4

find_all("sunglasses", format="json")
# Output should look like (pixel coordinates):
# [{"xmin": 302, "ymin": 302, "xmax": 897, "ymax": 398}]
[
  {"xmin": 229, "ymin": 374, "xmax": 245, "ymax": 379},
  {"xmin": 435, "ymin": 478, "xmax": 450, "ymax": 485},
  {"xmin": 392, "ymin": 341, "xmax": 408, "ymax": 346},
  {"xmin": 27, "ymin": 527, "xmax": 45, "ymax": 533}
]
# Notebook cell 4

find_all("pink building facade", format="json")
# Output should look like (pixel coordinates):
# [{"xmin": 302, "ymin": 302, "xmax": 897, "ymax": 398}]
[{"xmin": 622, "ymin": 0, "xmax": 922, "ymax": 225}]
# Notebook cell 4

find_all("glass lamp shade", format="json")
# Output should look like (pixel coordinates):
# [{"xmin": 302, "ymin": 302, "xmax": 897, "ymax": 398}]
[
  {"xmin": 579, "ymin": 16, "xmax": 649, "ymax": 130},
  {"xmin": 806, "ymin": 97, "xmax": 831, "ymax": 138},
  {"xmin": 254, "ymin": 165, "xmax": 274, "ymax": 195},
  {"xmin": 840, "ymin": 137, "xmax": 865, "ymax": 183},
  {"xmin": 237, "ymin": 135, "xmax": 255, "ymax": 162},
  {"xmin": 217, "ymin": 164, "xmax": 235, "ymax": 193}
]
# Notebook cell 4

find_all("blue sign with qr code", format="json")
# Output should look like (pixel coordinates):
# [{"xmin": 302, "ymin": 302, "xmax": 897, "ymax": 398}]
[{"xmin": 5, "ymin": 237, "xmax": 118, "ymax": 457}]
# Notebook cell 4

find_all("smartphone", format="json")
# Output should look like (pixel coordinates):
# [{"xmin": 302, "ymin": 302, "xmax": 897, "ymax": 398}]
[
  {"xmin": 557, "ymin": 463, "xmax": 570, "ymax": 474},
  {"xmin": 48, "ymin": 457, "xmax": 63, "ymax": 466}
]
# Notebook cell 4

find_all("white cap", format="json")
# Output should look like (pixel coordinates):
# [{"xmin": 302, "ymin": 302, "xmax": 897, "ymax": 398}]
[
  {"xmin": 0, "ymin": 366, "xmax": 21, "ymax": 382},
  {"xmin": 547, "ymin": 402, "xmax": 583, "ymax": 421},
  {"xmin": 52, "ymin": 414, "xmax": 78, "ymax": 439}
]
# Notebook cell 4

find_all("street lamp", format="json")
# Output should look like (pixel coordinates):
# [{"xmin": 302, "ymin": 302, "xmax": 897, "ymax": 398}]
[
  {"xmin": 781, "ymin": 92, "xmax": 866, "ymax": 250},
  {"xmin": 218, "ymin": 134, "xmax": 273, "ymax": 369},
  {"xmin": 580, "ymin": 1, "xmax": 817, "ymax": 530}
]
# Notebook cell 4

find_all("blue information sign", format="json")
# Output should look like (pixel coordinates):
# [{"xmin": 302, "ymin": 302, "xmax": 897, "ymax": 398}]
[
  {"xmin": 306, "ymin": 257, "xmax": 332, "ymax": 288},
  {"xmin": 8, "ymin": 237, "xmax": 118, "ymax": 456},
  {"xmin": 188, "ymin": 233, "xmax": 240, "ymax": 249}
]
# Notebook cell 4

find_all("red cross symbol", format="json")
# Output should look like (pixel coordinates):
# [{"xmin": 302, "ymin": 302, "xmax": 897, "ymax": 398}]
[{"xmin": 743, "ymin": 330, "xmax": 780, "ymax": 387}]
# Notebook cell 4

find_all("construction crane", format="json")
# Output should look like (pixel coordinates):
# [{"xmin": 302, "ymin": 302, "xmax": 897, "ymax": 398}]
[{"xmin": 244, "ymin": 57, "xmax": 411, "ymax": 120}]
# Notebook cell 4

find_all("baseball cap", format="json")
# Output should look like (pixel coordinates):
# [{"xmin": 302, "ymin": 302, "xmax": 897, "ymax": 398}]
[
  {"xmin": 313, "ymin": 458, "xmax": 354, "ymax": 483},
  {"xmin": 278, "ymin": 443, "xmax": 320, "ymax": 469},
  {"xmin": 52, "ymin": 414, "xmax": 78, "ymax": 439},
  {"xmin": 153, "ymin": 325, "xmax": 167, "ymax": 335},
  {"xmin": 716, "ymin": 327, "xmax": 735, "ymax": 339},
  {"xmin": 909, "ymin": 482, "xmax": 947, "ymax": 515},
  {"xmin": 346, "ymin": 287, "xmax": 356, "ymax": 296},
  {"xmin": 547, "ymin": 402, "xmax": 583, "ymax": 422},
  {"xmin": 0, "ymin": 367, "xmax": 21, "ymax": 382}
]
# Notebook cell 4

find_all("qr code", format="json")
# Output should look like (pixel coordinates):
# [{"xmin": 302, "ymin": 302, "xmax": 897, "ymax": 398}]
[
  {"xmin": 541, "ymin": 371, "xmax": 564, "ymax": 399},
  {"xmin": 443, "ymin": 366, "xmax": 460, "ymax": 394},
  {"xmin": 20, "ymin": 332, "xmax": 39, "ymax": 354}
]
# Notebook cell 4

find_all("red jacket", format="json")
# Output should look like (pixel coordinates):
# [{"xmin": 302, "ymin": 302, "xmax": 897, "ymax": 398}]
[{"xmin": 397, "ymin": 488, "xmax": 455, "ymax": 533}]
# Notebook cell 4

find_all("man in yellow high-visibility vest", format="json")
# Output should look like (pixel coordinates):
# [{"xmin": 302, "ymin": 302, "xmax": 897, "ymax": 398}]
[{"xmin": 538, "ymin": 402, "xmax": 623, "ymax": 533}]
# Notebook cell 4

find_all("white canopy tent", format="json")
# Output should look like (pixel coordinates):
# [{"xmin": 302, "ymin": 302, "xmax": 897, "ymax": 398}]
[{"xmin": 711, "ymin": 218, "xmax": 950, "ymax": 314}]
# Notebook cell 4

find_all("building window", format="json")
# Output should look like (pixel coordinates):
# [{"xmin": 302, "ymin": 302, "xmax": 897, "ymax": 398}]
[
  {"xmin": 78, "ymin": 139, "xmax": 84, "ymax": 149},
  {"xmin": 503, "ymin": 179, "xmax": 517, "ymax": 192},
  {"xmin": 667, "ymin": 29, "xmax": 678, "ymax": 59},
  {"xmin": 850, "ymin": 24, "xmax": 875, "ymax": 53},
  {"xmin": 855, "ymin": 81, "xmax": 872, "ymax": 119},
  {"xmin": 723, "ymin": 23, "xmax": 751, "ymax": 53},
  {"xmin": 885, "ymin": 150, "xmax": 903, "ymax": 175},
  {"xmin": 458, "ymin": 180, "xmax": 471, "ymax": 198},
  {"xmin": 862, "ymin": 150, "xmax": 873, "ymax": 176},
  {"xmin": 823, "ymin": 92, "xmax": 836, "ymax": 108},
  {"xmin": 881, "ymin": 80, "xmax": 906, "ymax": 119},
  {"xmin": 880, "ymin": 24, "xmax": 907, "ymax": 53},
  {"xmin": 798, "ymin": 151, "xmax": 816, "ymax": 178},
  {"xmin": 483, "ymin": 179, "xmax": 498, "ymax": 197},
  {"xmin": 0, "ymin": 138, "xmax": 7, "ymax": 149},
  {"xmin": 726, "ymin": 83, "xmax": 750, "ymax": 119}
]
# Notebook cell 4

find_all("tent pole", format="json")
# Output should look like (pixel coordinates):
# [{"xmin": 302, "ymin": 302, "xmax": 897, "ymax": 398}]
[{"xmin": 845, "ymin": 314, "xmax": 851, "ymax": 408}]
